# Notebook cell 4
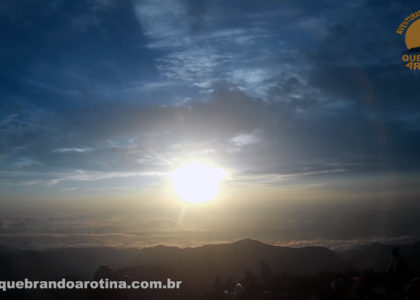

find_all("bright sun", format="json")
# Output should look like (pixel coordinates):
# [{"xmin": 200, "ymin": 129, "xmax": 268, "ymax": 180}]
[{"xmin": 170, "ymin": 161, "xmax": 227, "ymax": 203}]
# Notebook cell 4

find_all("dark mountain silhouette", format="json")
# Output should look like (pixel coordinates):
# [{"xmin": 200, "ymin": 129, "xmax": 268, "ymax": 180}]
[
  {"xmin": 338, "ymin": 241, "xmax": 420, "ymax": 272},
  {"xmin": 135, "ymin": 239, "xmax": 346, "ymax": 288},
  {"xmin": 0, "ymin": 247, "xmax": 142, "ymax": 280},
  {"xmin": 1, "ymin": 239, "xmax": 420, "ymax": 299},
  {"xmin": 2, "ymin": 239, "xmax": 420, "ymax": 282}
]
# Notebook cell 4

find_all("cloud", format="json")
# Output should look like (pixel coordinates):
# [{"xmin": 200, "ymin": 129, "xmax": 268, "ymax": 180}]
[
  {"xmin": 53, "ymin": 147, "xmax": 93, "ymax": 153},
  {"xmin": 133, "ymin": 0, "xmax": 287, "ymax": 97},
  {"xmin": 47, "ymin": 169, "xmax": 165, "ymax": 185},
  {"xmin": 12, "ymin": 157, "xmax": 41, "ymax": 168},
  {"xmin": 231, "ymin": 168, "xmax": 347, "ymax": 186},
  {"xmin": 0, "ymin": 113, "xmax": 19, "ymax": 127},
  {"xmin": 1, "ymin": 79, "xmax": 419, "ymax": 191},
  {"xmin": 230, "ymin": 133, "xmax": 259, "ymax": 147},
  {"xmin": 275, "ymin": 236, "xmax": 420, "ymax": 251},
  {"xmin": 1, "ymin": 0, "xmax": 419, "ymax": 196}
]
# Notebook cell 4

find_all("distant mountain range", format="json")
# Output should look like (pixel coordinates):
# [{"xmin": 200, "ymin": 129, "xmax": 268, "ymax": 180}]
[
  {"xmin": 135, "ymin": 239, "xmax": 345, "ymax": 287},
  {"xmin": 0, "ymin": 239, "xmax": 345, "ymax": 282},
  {"xmin": 2, "ymin": 239, "xmax": 420, "ymax": 282},
  {"xmin": 1, "ymin": 239, "xmax": 420, "ymax": 299}
]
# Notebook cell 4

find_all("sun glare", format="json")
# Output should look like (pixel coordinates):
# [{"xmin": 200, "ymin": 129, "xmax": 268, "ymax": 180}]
[{"xmin": 170, "ymin": 161, "xmax": 227, "ymax": 203}]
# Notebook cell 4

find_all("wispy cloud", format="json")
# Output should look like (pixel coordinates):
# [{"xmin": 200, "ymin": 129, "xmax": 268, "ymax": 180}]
[
  {"xmin": 133, "ymin": 0, "xmax": 283, "ymax": 97},
  {"xmin": 275, "ymin": 236, "xmax": 420, "ymax": 251},
  {"xmin": 53, "ymin": 147, "xmax": 93, "ymax": 153},
  {"xmin": 13, "ymin": 157, "xmax": 41, "ymax": 168},
  {"xmin": 230, "ymin": 133, "xmax": 259, "ymax": 147},
  {"xmin": 47, "ymin": 169, "xmax": 165, "ymax": 185},
  {"xmin": 232, "ymin": 168, "xmax": 347, "ymax": 185}
]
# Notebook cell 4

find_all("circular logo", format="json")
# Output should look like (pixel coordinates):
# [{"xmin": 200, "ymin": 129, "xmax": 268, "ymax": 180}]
[{"xmin": 405, "ymin": 19, "xmax": 420, "ymax": 51}]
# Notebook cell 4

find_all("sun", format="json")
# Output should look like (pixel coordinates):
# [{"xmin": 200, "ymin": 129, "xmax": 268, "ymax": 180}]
[{"xmin": 170, "ymin": 160, "xmax": 227, "ymax": 203}]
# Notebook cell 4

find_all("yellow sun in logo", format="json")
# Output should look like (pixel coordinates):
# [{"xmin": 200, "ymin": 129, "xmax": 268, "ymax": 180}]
[{"xmin": 405, "ymin": 19, "xmax": 420, "ymax": 50}]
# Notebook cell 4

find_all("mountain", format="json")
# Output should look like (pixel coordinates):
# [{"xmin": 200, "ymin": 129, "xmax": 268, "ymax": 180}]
[
  {"xmin": 2, "ymin": 239, "xmax": 420, "ymax": 283},
  {"xmin": 134, "ymin": 239, "xmax": 346, "ymax": 288},
  {"xmin": 338, "ymin": 241, "xmax": 420, "ymax": 272},
  {"xmin": 1, "ymin": 239, "xmax": 420, "ymax": 299},
  {"xmin": 0, "ymin": 239, "xmax": 346, "ymax": 283},
  {"xmin": 0, "ymin": 247, "xmax": 142, "ymax": 280}
]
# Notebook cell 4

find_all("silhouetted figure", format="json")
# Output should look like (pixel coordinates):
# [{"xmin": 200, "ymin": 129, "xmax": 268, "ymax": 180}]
[
  {"xmin": 242, "ymin": 270, "xmax": 255, "ymax": 287},
  {"xmin": 260, "ymin": 260, "xmax": 272, "ymax": 289},
  {"xmin": 232, "ymin": 283, "xmax": 247, "ymax": 300},
  {"xmin": 386, "ymin": 246, "xmax": 408, "ymax": 297},
  {"xmin": 93, "ymin": 265, "xmax": 124, "ymax": 281},
  {"xmin": 357, "ymin": 268, "xmax": 375, "ymax": 298},
  {"xmin": 243, "ymin": 270, "xmax": 256, "ymax": 283},
  {"xmin": 406, "ymin": 277, "xmax": 420, "ymax": 300},
  {"xmin": 91, "ymin": 265, "xmax": 128, "ymax": 300},
  {"xmin": 224, "ymin": 277, "xmax": 235, "ymax": 292},
  {"xmin": 330, "ymin": 276, "xmax": 345, "ymax": 296},
  {"xmin": 387, "ymin": 246, "xmax": 406, "ymax": 275},
  {"xmin": 213, "ymin": 275, "xmax": 223, "ymax": 293},
  {"xmin": 241, "ymin": 270, "xmax": 259, "ymax": 296}
]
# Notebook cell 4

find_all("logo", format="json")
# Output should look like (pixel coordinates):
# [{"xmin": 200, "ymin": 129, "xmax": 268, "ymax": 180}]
[{"xmin": 396, "ymin": 10, "xmax": 420, "ymax": 70}]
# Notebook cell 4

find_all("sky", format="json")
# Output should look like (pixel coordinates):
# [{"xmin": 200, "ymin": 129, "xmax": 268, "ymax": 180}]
[{"xmin": 1, "ymin": 0, "xmax": 420, "ymax": 248}]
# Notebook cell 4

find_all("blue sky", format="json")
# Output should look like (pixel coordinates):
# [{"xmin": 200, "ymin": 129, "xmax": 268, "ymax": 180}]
[{"xmin": 1, "ymin": 0, "xmax": 420, "ymax": 246}]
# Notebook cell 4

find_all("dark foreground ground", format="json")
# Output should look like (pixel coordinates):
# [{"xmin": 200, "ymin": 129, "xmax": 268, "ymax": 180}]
[{"xmin": 1, "ymin": 239, "xmax": 419, "ymax": 299}]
